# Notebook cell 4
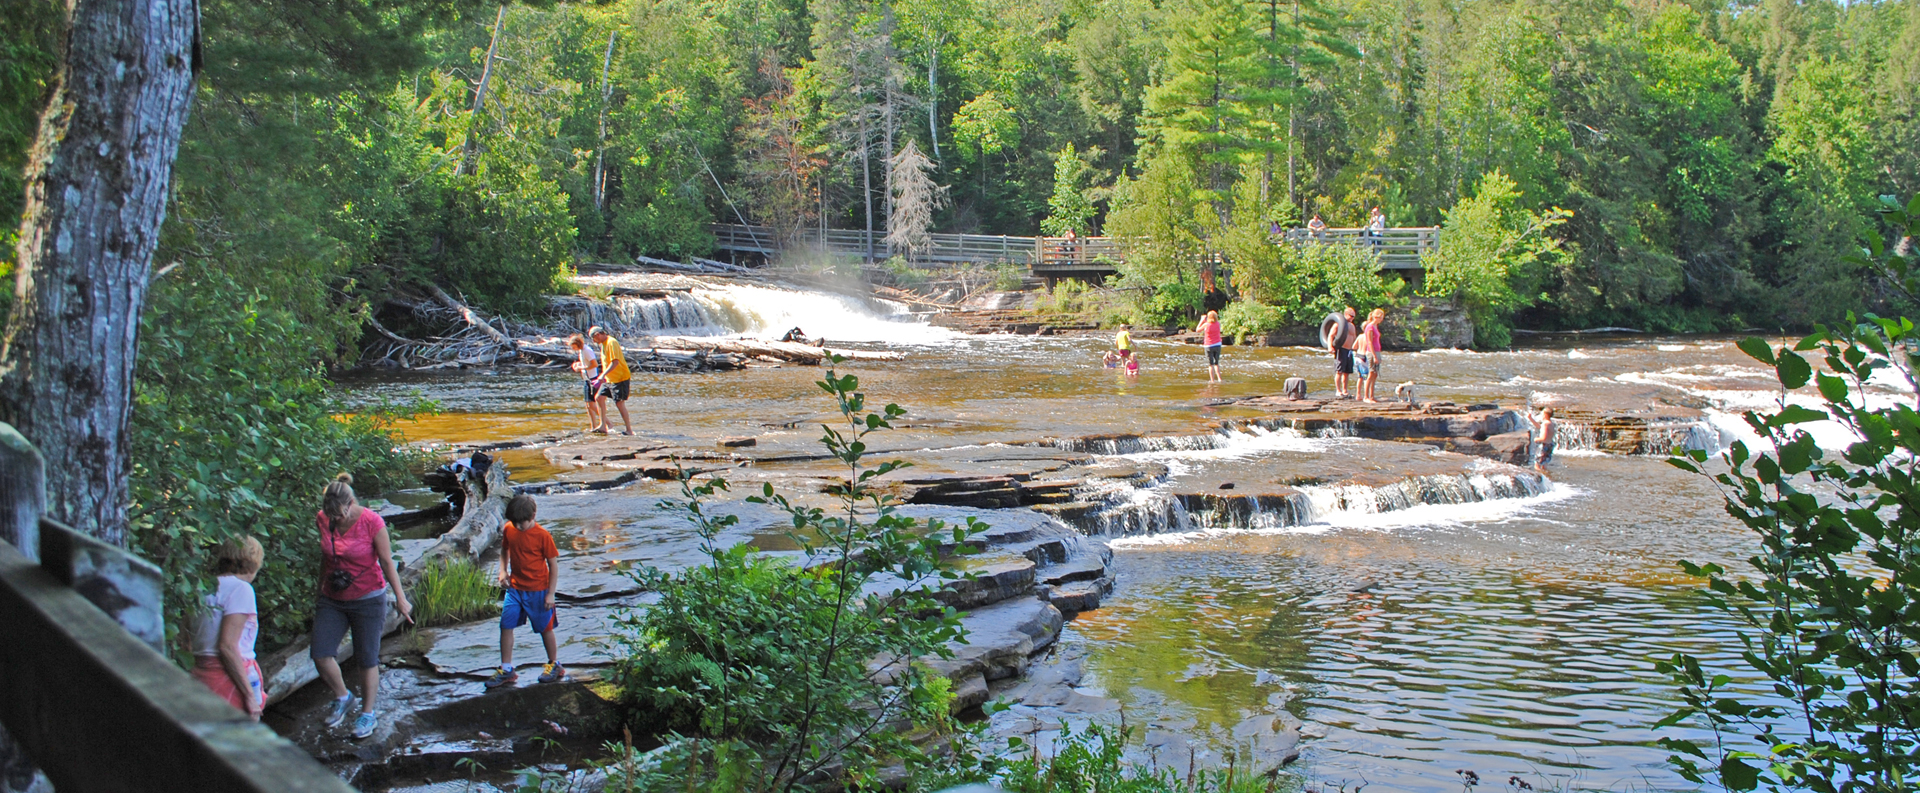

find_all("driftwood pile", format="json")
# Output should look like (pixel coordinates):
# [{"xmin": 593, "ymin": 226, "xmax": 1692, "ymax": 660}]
[{"xmin": 365, "ymin": 285, "xmax": 897, "ymax": 372}]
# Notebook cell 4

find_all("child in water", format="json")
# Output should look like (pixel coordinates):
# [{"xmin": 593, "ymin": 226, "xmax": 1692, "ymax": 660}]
[
  {"xmin": 1124, "ymin": 351, "xmax": 1140, "ymax": 376},
  {"xmin": 1103, "ymin": 349, "xmax": 1123, "ymax": 368}
]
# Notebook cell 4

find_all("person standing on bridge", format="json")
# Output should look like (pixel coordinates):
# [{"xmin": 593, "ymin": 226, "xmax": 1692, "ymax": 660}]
[
  {"xmin": 1366, "ymin": 207, "xmax": 1386, "ymax": 249},
  {"xmin": 1307, "ymin": 214, "xmax": 1327, "ymax": 239},
  {"xmin": 1196, "ymin": 310, "xmax": 1224, "ymax": 383}
]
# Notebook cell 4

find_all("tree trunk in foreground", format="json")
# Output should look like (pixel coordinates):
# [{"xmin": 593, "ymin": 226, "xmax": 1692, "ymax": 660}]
[{"xmin": 0, "ymin": 0, "xmax": 199, "ymax": 549}]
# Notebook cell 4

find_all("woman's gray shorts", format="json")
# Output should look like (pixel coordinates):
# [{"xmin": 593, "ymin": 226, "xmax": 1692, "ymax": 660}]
[{"xmin": 311, "ymin": 591, "xmax": 388, "ymax": 669}]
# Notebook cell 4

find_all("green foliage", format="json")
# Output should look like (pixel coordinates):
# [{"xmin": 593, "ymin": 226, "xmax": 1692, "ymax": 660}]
[
  {"xmin": 0, "ymin": 0, "xmax": 58, "ymax": 284},
  {"xmin": 1219, "ymin": 299, "xmax": 1284, "ymax": 341},
  {"xmin": 1043, "ymin": 144, "xmax": 1098, "ymax": 237},
  {"xmin": 410, "ymin": 558, "xmax": 503, "ymax": 628},
  {"xmin": 1239, "ymin": 242, "xmax": 1402, "ymax": 327},
  {"xmin": 1139, "ymin": 281, "xmax": 1206, "ymax": 327},
  {"xmin": 1420, "ymin": 171, "xmax": 1568, "ymax": 348},
  {"xmin": 1041, "ymin": 278, "xmax": 1093, "ymax": 315},
  {"xmin": 130, "ymin": 270, "xmax": 427, "ymax": 654},
  {"xmin": 993, "ymin": 261, "xmax": 1028, "ymax": 291},
  {"xmin": 912, "ymin": 724, "xmax": 1287, "ymax": 793},
  {"xmin": 607, "ymin": 365, "xmax": 983, "ymax": 791},
  {"xmin": 1660, "ymin": 318, "xmax": 1920, "ymax": 792}
]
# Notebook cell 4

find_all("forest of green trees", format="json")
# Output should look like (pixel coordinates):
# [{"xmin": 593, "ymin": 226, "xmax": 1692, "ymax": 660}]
[
  {"xmin": 13, "ymin": 0, "xmax": 1920, "ymax": 341},
  {"xmin": 4, "ymin": 0, "xmax": 1919, "ymax": 637}
]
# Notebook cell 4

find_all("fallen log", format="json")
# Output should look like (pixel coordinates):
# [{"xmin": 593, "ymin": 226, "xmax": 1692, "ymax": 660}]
[
  {"xmin": 428, "ymin": 283, "xmax": 518, "ymax": 351},
  {"xmin": 644, "ymin": 335, "xmax": 904, "ymax": 363},
  {"xmin": 259, "ymin": 460, "xmax": 512, "ymax": 705}
]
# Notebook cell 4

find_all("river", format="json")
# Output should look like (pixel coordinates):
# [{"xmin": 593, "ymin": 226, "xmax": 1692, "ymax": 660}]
[{"xmin": 342, "ymin": 277, "xmax": 1826, "ymax": 792}]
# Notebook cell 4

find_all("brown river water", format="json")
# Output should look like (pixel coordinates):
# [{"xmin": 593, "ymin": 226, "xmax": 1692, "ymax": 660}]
[{"xmin": 340, "ymin": 281, "xmax": 1850, "ymax": 791}]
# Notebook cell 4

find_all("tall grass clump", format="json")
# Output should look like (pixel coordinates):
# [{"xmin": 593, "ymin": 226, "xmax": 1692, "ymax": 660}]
[{"xmin": 410, "ymin": 557, "xmax": 502, "ymax": 627}]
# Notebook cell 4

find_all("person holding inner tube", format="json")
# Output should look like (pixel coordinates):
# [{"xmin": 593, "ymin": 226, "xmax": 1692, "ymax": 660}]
[{"xmin": 1321, "ymin": 306, "xmax": 1359, "ymax": 398}]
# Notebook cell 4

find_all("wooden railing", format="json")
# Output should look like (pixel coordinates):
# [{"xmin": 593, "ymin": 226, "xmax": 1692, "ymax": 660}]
[
  {"xmin": 708, "ymin": 224, "xmax": 1440, "ymax": 274},
  {"xmin": 0, "ymin": 425, "xmax": 352, "ymax": 793},
  {"xmin": 1279, "ymin": 227, "xmax": 1438, "ymax": 269},
  {"xmin": 710, "ymin": 224, "xmax": 1042, "ymax": 265}
]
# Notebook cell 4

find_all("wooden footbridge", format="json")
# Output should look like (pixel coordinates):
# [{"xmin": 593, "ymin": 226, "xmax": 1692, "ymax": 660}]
[{"xmin": 709, "ymin": 224, "xmax": 1439, "ymax": 282}]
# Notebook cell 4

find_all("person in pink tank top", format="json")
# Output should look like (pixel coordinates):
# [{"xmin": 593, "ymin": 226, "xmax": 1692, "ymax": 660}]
[
  {"xmin": 1359, "ymin": 308, "xmax": 1386, "ymax": 403},
  {"xmin": 309, "ymin": 473, "xmax": 412, "ymax": 740},
  {"xmin": 1196, "ymin": 309, "xmax": 1224, "ymax": 383}
]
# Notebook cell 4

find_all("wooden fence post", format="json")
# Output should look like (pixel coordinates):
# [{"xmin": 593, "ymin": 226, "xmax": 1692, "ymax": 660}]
[
  {"xmin": 0, "ymin": 424, "xmax": 42, "ymax": 565},
  {"xmin": 0, "ymin": 424, "xmax": 47, "ymax": 793}
]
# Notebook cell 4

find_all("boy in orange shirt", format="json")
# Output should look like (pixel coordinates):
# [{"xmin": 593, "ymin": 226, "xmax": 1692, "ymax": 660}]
[{"xmin": 486, "ymin": 495, "xmax": 565, "ymax": 687}]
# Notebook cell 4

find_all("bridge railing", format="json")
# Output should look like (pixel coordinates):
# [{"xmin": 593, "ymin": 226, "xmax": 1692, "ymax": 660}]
[
  {"xmin": 0, "ymin": 425, "xmax": 352, "ymax": 793},
  {"xmin": 710, "ymin": 223, "xmax": 1440, "ymax": 273},
  {"xmin": 1280, "ymin": 226, "xmax": 1438, "ymax": 269},
  {"xmin": 710, "ymin": 224, "xmax": 1042, "ymax": 265}
]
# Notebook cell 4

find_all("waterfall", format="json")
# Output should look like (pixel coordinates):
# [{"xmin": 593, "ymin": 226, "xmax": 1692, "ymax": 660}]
[
  {"xmin": 1050, "ymin": 434, "xmax": 1234, "ymax": 455},
  {"xmin": 1555, "ymin": 419, "xmax": 1720, "ymax": 456},
  {"xmin": 553, "ymin": 278, "xmax": 958, "ymax": 344},
  {"xmin": 1068, "ymin": 479, "xmax": 1197, "ymax": 537},
  {"xmin": 1052, "ymin": 423, "xmax": 1556, "ymax": 536},
  {"xmin": 1301, "ymin": 470, "xmax": 1549, "ymax": 516}
]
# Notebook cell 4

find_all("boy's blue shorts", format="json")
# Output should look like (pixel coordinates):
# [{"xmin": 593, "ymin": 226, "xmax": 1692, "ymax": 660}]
[{"xmin": 501, "ymin": 588, "xmax": 558, "ymax": 633}]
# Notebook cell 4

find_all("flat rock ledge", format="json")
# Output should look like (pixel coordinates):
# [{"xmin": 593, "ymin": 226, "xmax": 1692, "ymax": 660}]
[{"xmin": 275, "ymin": 507, "xmax": 1112, "ymax": 790}]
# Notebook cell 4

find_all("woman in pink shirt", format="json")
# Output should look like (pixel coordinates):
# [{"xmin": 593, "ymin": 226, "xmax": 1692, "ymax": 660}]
[
  {"xmin": 1196, "ymin": 309, "xmax": 1224, "ymax": 383},
  {"xmin": 1359, "ymin": 308, "xmax": 1386, "ymax": 402},
  {"xmin": 309, "ymin": 473, "xmax": 412, "ymax": 740}
]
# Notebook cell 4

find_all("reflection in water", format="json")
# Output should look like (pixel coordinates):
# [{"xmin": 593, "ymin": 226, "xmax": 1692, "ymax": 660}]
[
  {"xmin": 1063, "ymin": 452, "xmax": 1751, "ymax": 792},
  {"xmin": 345, "ymin": 333, "xmax": 1822, "ymax": 792}
]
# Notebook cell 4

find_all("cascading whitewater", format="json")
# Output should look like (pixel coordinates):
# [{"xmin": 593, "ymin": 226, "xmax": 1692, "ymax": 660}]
[
  {"xmin": 1051, "ymin": 434, "xmax": 1233, "ymax": 455},
  {"xmin": 552, "ymin": 279, "xmax": 956, "ymax": 344},
  {"xmin": 1302, "ymin": 470, "xmax": 1549, "ymax": 515},
  {"xmin": 1052, "ymin": 422, "xmax": 1556, "ymax": 536},
  {"xmin": 1554, "ymin": 419, "xmax": 1720, "ymax": 456},
  {"xmin": 1071, "ymin": 468, "xmax": 1552, "ymax": 536}
]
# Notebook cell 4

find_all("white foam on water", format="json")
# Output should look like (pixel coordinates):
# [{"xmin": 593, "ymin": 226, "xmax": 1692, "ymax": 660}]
[
  {"xmin": 1118, "ymin": 426, "xmax": 1330, "ymax": 475},
  {"xmin": 1108, "ymin": 481, "xmax": 1587, "ymax": 547},
  {"xmin": 1567, "ymin": 350, "xmax": 1594, "ymax": 359},
  {"xmin": 1657, "ymin": 344, "xmax": 1688, "ymax": 352},
  {"xmin": 692, "ymin": 283, "xmax": 960, "ymax": 345}
]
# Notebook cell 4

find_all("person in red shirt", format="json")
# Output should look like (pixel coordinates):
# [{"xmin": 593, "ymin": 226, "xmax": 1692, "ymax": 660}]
[{"xmin": 486, "ymin": 495, "xmax": 566, "ymax": 687}]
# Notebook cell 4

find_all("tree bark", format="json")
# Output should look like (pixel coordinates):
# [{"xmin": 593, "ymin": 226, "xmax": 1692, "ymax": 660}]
[
  {"xmin": 592, "ymin": 29, "xmax": 617, "ymax": 212},
  {"xmin": 0, "ymin": 0, "xmax": 200, "ymax": 548},
  {"xmin": 456, "ymin": 4, "xmax": 506, "ymax": 178}
]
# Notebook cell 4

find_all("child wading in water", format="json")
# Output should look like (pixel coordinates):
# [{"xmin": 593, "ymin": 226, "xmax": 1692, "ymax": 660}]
[
  {"xmin": 486, "ymin": 495, "xmax": 566, "ymax": 687},
  {"xmin": 1527, "ymin": 407, "xmax": 1557, "ymax": 473},
  {"xmin": 567, "ymin": 334, "xmax": 605, "ymax": 433}
]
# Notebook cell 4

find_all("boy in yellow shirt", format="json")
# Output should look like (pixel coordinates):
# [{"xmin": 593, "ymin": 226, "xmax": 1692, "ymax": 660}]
[{"xmin": 588, "ymin": 326, "xmax": 635, "ymax": 435}]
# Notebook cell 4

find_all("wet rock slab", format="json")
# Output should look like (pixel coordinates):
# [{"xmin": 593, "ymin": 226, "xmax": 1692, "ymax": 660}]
[{"xmin": 419, "ymin": 604, "xmax": 634, "ymax": 676}]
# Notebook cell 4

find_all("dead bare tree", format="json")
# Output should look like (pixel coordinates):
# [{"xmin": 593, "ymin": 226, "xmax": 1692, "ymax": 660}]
[{"xmin": 885, "ymin": 140, "xmax": 948, "ymax": 263}]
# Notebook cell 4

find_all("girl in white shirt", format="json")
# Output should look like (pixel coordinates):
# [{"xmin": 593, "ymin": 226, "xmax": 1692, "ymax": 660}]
[{"xmin": 191, "ymin": 536, "xmax": 265, "ymax": 719}]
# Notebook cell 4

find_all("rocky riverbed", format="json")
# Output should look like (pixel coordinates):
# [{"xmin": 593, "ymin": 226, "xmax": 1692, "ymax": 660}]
[{"xmin": 277, "ymin": 386, "xmax": 1694, "ymax": 789}]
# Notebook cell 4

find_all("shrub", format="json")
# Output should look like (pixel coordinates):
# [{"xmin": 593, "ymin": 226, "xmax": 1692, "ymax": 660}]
[
  {"xmin": 1419, "ymin": 171, "xmax": 1569, "ymax": 348},
  {"xmin": 913, "ymin": 723, "xmax": 1286, "ymax": 793},
  {"xmin": 993, "ymin": 260, "xmax": 1027, "ymax": 291},
  {"xmin": 1661, "ymin": 321, "xmax": 1920, "ymax": 793},
  {"xmin": 131, "ymin": 269, "xmax": 429, "ymax": 658},
  {"xmin": 1141, "ymin": 281, "xmax": 1205, "ymax": 327},
  {"xmin": 607, "ymin": 364, "xmax": 985, "ymax": 791},
  {"xmin": 1219, "ymin": 300, "xmax": 1285, "ymax": 342},
  {"xmin": 884, "ymin": 255, "xmax": 931, "ymax": 289}
]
